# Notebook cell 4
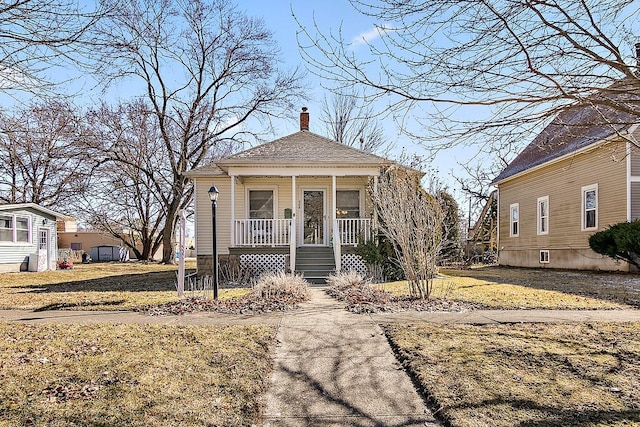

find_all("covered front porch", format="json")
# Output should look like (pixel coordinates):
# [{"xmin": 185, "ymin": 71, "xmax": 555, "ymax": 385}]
[{"xmin": 227, "ymin": 172, "xmax": 378, "ymax": 275}]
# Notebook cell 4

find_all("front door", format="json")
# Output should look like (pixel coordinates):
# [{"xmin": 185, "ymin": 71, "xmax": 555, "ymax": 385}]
[
  {"xmin": 38, "ymin": 228, "xmax": 49, "ymax": 271},
  {"xmin": 301, "ymin": 189, "xmax": 325, "ymax": 245}
]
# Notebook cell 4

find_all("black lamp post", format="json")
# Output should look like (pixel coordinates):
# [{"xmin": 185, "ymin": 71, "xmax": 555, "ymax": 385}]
[{"xmin": 208, "ymin": 184, "xmax": 219, "ymax": 300}]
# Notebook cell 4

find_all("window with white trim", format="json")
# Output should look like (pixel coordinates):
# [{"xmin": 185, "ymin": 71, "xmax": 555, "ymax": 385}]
[
  {"xmin": 581, "ymin": 184, "xmax": 598, "ymax": 230},
  {"xmin": 336, "ymin": 190, "xmax": 360, "ymax": 218},
  {"xmin": 16, "ymin": 217, "xmax": 29, "ymax": 242},
  {"xmin": 540, "ymin": 250, "xmax": 549, "ymax": 263},
  {"xmin": 248, "ymin": 190, "xmax": 274, "ymax": 219},
  {"xmin": 509, "ymin": 203, "xmax": 519, "ymax": 237},
  {"xmin": 537, "ymin": 196, "xmax": 549, "ymax": 235},
  {"xmin": 0, "ymin": 214, "xmax": 31, "ymax": 243}
]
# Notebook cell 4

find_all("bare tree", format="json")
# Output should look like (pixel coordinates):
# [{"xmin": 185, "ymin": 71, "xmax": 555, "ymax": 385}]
[
  {"xmin": 372, "ymin": 166, "xmax": 445, "ymax": 299},
  {"xmin": 0, "ymin": 0, "xmax": 103, "ymax": 95},
  {"xmin": 93, "ymin": 0, "xmax": 307, "ymax": 263},
  {"xmin": 0, "ymin": 101, "xmax": 90, "ymax": 208},
  {"xmin": 81, "ymin": 101, "xmax": 167, "ymax": 261},
  {"xmin": 320, "ymin": 90, "xmax": 387, "ymax": 153},
  {"xmin": 297, "ymin": 1, "xmax": 640, "ymax": 151}
]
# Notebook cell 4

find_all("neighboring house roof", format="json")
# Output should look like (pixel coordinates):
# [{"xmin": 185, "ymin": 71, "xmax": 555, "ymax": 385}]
[
  {"xmin": 494, "ymin": 80, "xmax": 640, "ymax": 183},
  {"xmin": 0, "ymin": 203, "xmax": 66, "ymax": 218}
]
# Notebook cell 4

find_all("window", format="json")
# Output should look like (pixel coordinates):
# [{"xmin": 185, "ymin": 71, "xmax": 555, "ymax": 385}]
[
  {"xmin": 0, "ymin": 214, "xmax": 30, "ymax": 243},
  {"xmin": 0, "ymin": 215, "xmax": 12, "ymax": 242},
  {"xmin": 336, "ymin": 190, "xmax": 360, "ymax": 218},
  {"xmin": 582, "ymin": 184, "xmax": 598, "ymax": 230},
  {"xmin": 537, "ymin": 196, "xmax": 549, "ymax": 235},
  {"xmin": 70, "ymin": 242, "xmax": 82, "ymax": 251},
  {"xmin": 540, "ymin": 250, "xmax": 550, "ymax": 263},
  {"xmin": 16, "ymin": 217, "xmax": 29, "ymax": 242},
  {"xmin": 38, "ymin": 230, "xmax": 47, "ymax": 250},
  {"xmin": 248, "ymin": 190, "xmax": 274, "ymax": 219},
  {"xmin": 509, "ymin": 203, "xmax": 519, "ymax": 237}
]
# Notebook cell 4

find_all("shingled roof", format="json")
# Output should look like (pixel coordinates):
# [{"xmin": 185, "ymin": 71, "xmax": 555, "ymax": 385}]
[
  {"xmin": 494, "ymin": 80, "xmax": 640, "ymax": 183},
  {"xmin": 216, "ymin": 130, "xmax": 389, "ymax": 167}
]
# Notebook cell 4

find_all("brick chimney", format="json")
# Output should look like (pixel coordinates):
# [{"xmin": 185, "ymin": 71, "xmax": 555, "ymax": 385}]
[{"xmin": 300, "ymin": 107, "xmax": 309, "ymax": 131}]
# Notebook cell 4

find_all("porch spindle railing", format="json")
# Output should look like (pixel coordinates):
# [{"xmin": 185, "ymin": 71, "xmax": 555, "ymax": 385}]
[
  {"xmin": 234, "ymin": 219, "xmax": 292, "ymax": 246},
  {"xmin": 336, "ymin": 218, "xmax": 372, "ymax": 246}
]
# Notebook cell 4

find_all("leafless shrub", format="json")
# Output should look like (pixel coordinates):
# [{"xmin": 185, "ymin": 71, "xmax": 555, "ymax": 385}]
[
  {"xmin": 218, "ymin": 256, "xmax": 254, "ymax": 287},
  {"xmin": 251, "ymin": 271, "xmax": 310, "ymax": 301},
  {"xmin": 326, "ymin": 270, "xmax": 369, "ymax": 290},
  {"xmin": 373, "ymin": 167, "xmax": 445, "ymax": 299}
]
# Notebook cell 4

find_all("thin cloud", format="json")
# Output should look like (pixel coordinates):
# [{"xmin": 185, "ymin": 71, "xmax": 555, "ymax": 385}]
[{"xmin": 351, "ymin": 25, "xmax": 389, "ymax": 47}]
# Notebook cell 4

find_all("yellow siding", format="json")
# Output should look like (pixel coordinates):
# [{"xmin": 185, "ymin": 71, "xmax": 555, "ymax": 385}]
[
  {"xmin": 498, "ymin": 140, "xmax": 628, "ymax": 270},
  {"xmin": 195, "ymin": 177, "xmax": 232, "ymax": 256}
]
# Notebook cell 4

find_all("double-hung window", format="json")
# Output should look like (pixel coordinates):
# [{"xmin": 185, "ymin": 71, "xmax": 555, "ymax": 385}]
[
  {"xmin": 0, "ymin": 214, "xmax": 31, "ymax": 243},
  {"xmin": 336, "ymin": 190, "xmax": 360, "ymax": 218},
  {"xmin": 581, "ymin": 184, "xmax": 598, "ymax": 231},
  {"xmin": 509, "ymin": 203, "xmax": 519, "ymax": 237},
  {"xmin": 248, "ymin": 190, "xmax": 274, "ymax": 219},
  {"xmin": 537, "ymin": 196, "xmax": 549, "ymax": 235}
]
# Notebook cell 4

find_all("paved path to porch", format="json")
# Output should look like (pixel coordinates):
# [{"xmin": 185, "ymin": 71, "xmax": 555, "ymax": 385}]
[{"xmin": 262, "ymin": 288, "xmax": 440, "ymax": 426}]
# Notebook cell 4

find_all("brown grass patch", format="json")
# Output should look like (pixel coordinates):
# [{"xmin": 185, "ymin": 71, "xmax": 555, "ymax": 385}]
[
  {"xmin": 376, "ymin": 268, "xmax": 633, "ymax": 309},
  {"xmin": 384, "ymin": 322, "xmax": 640, "ymax": 427},
  {"xmin": 0, "ymin": 322, "xmax": 275, "ymax": 426},
  {"xmin": 0, "ymin": 262, "xmax": 249, "ymax": 311},
  {"xmin": 445, "ymin": 266, "xmax": 640, "ymax": 308}
]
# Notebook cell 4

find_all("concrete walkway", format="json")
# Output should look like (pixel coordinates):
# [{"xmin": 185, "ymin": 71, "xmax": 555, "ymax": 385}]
[{"xmin": 262, "ymin": 288, "xmax": 439, "ymax": 426}]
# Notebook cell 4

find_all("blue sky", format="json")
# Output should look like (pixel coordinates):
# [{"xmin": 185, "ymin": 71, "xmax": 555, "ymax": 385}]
[
  {"xmin": 3, "ymin": 0, "xmax": 479, "ymax": 204},
  {"xmin": 245, "ymin": 1, "xmax": 472, "ymax": 192}
]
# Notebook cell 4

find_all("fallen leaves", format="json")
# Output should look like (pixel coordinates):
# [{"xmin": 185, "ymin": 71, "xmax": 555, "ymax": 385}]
[
  {"xmin": 141, "ymin": 273, "xmax": 310, "ymax": 315},
  {"xmin": 326, "ymin": 281, "xmax": 483, "ymax": 313}
]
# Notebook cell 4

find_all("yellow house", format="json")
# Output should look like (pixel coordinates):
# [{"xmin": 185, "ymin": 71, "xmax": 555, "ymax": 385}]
[
  {"xmin": 185, "ymin": 108, "xmax": 392, "ymax": 283},
  {"xmin": 494, "ymin": 93, "xmax": 640, "ymax": 271}
]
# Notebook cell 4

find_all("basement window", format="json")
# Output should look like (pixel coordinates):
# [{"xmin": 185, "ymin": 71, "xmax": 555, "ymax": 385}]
[{"xmin": 539, "ymin": 250, "xmax": 550, "ymax": 264}]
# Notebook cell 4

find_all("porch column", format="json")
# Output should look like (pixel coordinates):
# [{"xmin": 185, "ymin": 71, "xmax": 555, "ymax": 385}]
[
  {"xmin": 290, "ymin": 175, "xmax": 296, "ymax": 271},
  {"xmin": 230, "ymin": 175, "xmax": 235, "ymax": 247},
  {"xmin": 332, "ymin": 175, "xmax": 341, "ymax": 272},
  {"xmin": 372, "ymin": 175, "xmax": 379, "ymax": 233}
]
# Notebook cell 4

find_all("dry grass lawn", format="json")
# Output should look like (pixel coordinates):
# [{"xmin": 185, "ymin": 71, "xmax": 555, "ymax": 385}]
[
  {"xmin": 445, "ymin": 267, "xmax": 640, "ymax": 308},
  {"xmin": 384, "ymin": 322, "xmax": 640, "ymax": 427},
  {"xmin": 0, "ymin": 322, "xmax": 275, "ymax": 427},
  {"xmin": 375, "ymin": 267, "xmax": 637, "ymax": 309},
  {"xmin": 0, "ymin": 262, "xmax": 249, "ymax": 311}
]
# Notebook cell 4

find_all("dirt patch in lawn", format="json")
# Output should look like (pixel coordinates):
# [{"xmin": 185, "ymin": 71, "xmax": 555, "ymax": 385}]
[
  {"xmin": 444, "ymin": 266, "xmax": 640, "ymax": 308},
  {"xmin": 0, "ymin": 262, "xmax": 249, "ymax": 311},
  {"xmin": 383, "ymin": 322, "xmax": 640, "ymax": 427},
  {"xmin": 0, "ymin": 322, "xmax": 275, "ymax": 426}
]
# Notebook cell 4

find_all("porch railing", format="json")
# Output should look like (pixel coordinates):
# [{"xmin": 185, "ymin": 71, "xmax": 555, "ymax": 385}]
[
  {"xmin": 234, "ymin": 219, "xmax": 293, "ymax": 246},
  {"xmin": 336, "ymin": 218, "xmax": 372, "ymax": 246}
]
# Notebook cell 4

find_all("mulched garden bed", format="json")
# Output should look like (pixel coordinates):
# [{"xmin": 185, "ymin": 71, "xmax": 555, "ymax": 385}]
[
  {"xmin": 139, "ymin": 293, "xmax": 308, "ymax": 315},
  {"xmin": 326, "ymin": 282, "xmax": 485, "ymax": 313},
  {"xmin": 141, "ymin": 272, "xmax": 311, "ymax": 315}
]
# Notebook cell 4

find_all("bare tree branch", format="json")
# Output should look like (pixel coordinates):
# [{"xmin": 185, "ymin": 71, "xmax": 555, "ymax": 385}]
[{"xmin": 92, "ymin": 0, "xmax": 307, "ymax": 263}]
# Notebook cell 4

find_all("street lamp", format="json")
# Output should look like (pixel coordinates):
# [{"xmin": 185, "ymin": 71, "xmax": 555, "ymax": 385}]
[{"xmin": 208, "ymin": 184, "xmax": 219, "ymax": 300}]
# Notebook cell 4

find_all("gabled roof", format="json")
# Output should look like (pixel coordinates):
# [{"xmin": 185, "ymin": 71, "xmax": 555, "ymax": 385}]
[
  {"xmin": 217, "ymin": 131, "xmax": 390, "ymax": 167},
  {"xmin": 494, "ymin": 80, "xmax": 640, "ymax": 183},
  {"xmin": 0, "ymin": 203, "xmax": 66, "ymax": 218}
]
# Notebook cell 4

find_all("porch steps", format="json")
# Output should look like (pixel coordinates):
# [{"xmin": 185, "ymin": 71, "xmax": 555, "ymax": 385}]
[{"xmin": 295, "ymin": 247, "xmax": 335, "ymax": 285}]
